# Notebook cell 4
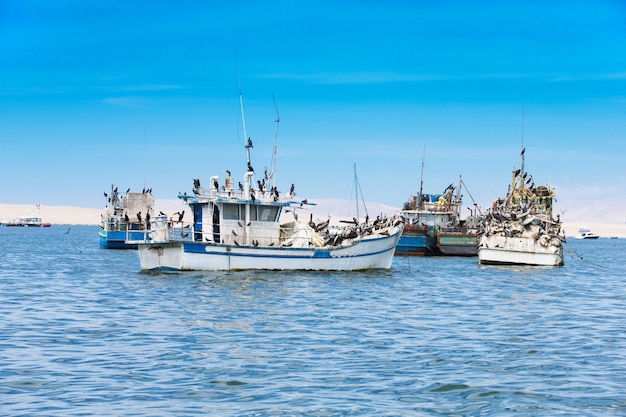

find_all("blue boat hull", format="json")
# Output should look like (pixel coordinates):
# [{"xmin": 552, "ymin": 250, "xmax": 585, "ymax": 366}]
[
  {"xmin": 395, "ymin": 234, "xmax": 439, "ymax": 256},
  {"xmin": 99, "ymin": 229, "xmax": 141, "ymax": 249}
]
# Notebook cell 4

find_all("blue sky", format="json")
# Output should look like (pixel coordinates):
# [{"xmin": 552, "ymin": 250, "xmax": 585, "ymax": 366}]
[{"xmin": 1, "ymin": 1, "xmax": 625, "ymax": 219}]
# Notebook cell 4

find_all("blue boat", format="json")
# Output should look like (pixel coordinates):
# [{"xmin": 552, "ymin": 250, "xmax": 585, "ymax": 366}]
[
  {"xmin": 99, "ymin": 185, "xmax": 155, "ymax": 249},
  {"xmin": 396, "ymin": 150, "xmax": 480, "ymax": 257},
  {"xmin": 396, "ymin": 183, "xmax": 482, "ymax": 257},
  {"xmin": 395, "ymin": 191, "xmax": 457, "ymax": 256}
]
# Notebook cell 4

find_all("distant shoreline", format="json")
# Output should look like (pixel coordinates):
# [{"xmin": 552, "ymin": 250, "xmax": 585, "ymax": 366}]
[{"xmin": 1, "ymin": 202, "xmax": 625, "ymax": 238}]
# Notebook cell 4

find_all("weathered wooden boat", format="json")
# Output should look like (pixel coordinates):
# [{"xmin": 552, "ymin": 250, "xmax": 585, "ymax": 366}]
[
  {"xmin": 396, "ymin": 169, "xmax": 480, "ymax": 256},
  {"xmin": 437, "ymin": 216, "xmax": 480, "ymax": 256}
]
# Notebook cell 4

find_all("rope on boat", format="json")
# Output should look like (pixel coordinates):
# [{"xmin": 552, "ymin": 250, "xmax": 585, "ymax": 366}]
[
  {"xmin": 564, "ymin": 247, "xmax": 612, "ymax": 270},
  {"xmin": 565, "ymin": 247, "xmax": 584, "ymax": 260}
]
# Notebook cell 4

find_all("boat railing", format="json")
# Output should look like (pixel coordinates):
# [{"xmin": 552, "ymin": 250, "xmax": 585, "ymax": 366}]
[
  {"xmin": 125, "ymin": 216, "xmax": 402, "ymax": 248},
  {"xmin": 124, "ymin": 216, "xmax": 192, "ymax": 245},
  {"xmin": 124, "ymin": 217, "xmax": 312, "ymax": 247}
]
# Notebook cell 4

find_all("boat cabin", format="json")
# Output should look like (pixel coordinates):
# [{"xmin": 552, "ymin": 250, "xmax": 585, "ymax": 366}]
[
  {"xmin": 186, "ymin": 197, "xmax": 287, "ymax": 246},
  {"xmin": 179, "ymin": 171, "xmax": 292, "ymax": 247},
  {"xmin": 401, "ymin": 193, "xmax": 461, "ymax": 229}
]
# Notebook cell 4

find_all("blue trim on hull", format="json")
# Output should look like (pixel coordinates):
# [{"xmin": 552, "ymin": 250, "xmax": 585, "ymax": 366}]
[
  {"xmin": 181, "ymin": 242, "xmax": 393, "ymax": 260},
  {"xmin": 99, "ymin": 230, "xmax": 142, "ymax": 249}
]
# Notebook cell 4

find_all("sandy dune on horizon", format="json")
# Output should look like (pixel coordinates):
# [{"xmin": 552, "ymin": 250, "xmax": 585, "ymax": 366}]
[{"xmin": 1, "ymin": 202, "xmax": 625, "ymax": 238}]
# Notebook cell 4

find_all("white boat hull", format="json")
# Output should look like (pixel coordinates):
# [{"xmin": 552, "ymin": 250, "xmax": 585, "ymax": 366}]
[
  {"xmin": 478, "ymin": 235, "xmax": 563, "ymax": 266},
  {"xmin": 138, "ymin": 228, "xmax": 402, "ymax": 271}
]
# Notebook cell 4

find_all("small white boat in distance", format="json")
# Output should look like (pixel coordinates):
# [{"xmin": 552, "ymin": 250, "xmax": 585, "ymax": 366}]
[
  {"xmin": 575, "ymin": 227, "xmax": 599, "ymax": 240},
  {"xmin": 3, "ymin": 204, "xmax": 51, "ymax": 227}
]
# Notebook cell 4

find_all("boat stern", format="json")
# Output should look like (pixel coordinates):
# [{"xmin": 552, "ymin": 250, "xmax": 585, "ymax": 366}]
[{"xmin": 138, "ymin": 242, "xmax": 185, "ymax": 271}]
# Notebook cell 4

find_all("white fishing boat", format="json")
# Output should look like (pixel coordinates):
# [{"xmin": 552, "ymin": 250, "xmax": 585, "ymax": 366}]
[
  {"xmin": 4, "ymin": 204, "xmax": 51, "ymax": 227},
  {"xmin": 129, "ymin": 171, "xmax": 402, "ymax": 271},
  {"xmin": 99, "ymin": 185, "xmax": 155, "ymax": 249},
  {"xmin": 4, "ymin": 216, "xmax": 50, "ymax": 227},
  {"xmin": 478, "ymin": 148, "xmax": 565, "ymax": 266},
  {"xmin": 128, "ymin": 91, "xmax": 403, "ymax": 271},
  {"xmin": 574, "ymin": 227, "xmax": 599, "ymax": 240}
]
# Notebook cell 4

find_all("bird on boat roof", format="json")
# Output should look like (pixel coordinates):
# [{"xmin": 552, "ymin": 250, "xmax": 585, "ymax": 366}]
[
  {"xmin": 213, "ymin": 179, "xmax": 219, "ymax": 190},
  {"xmin": 238, "ymin": 182, "xmax": 244, "ymax": 191},
  {"xmin": 137, "ymin": 211, "xmax": 142, "ymax": 222}
]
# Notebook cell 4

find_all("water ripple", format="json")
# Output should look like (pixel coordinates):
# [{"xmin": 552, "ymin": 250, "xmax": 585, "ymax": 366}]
[{"xmin": 1, "ymin": 227, "xmax": 626, "ymax": 415}]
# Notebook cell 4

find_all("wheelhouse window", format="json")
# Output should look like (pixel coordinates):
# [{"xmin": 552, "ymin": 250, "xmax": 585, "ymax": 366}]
[
  {"xmin": 221, "ymin": 203, "xmax": 278, "ymax": 222},
  {"xmin": 258, "ymin": 206, "xmax": 280, "ymax": 222},
  {"xmin": 222, "ymin": 203, "xmax": 239, "ymax": 220}
]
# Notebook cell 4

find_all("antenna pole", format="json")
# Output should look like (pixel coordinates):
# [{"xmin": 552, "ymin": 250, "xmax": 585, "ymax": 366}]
[
  {"xmin": 419, "ymin": 145, "xmax": 425, "ymax": 210},
  {"xmin": 520, "ymin": 101, "xmax": 525, "ymax": 197},
  {"xmin": 236, "ymin": 55, "xmax": 250, "ymax": 166},
  {"xmin": 270, "ymin": 93, "xmax": 280, "ymax": 188},
  {"xmin": 232, "ymin": 23, "xmax": 250, "ymax": 168},
  {"xmin": 143, "ymin": 123, "xmax": 147, "ymax": 191},
  {"xmin": 354, "ymin": 163, "xmax": 359, "ymax": 220}
]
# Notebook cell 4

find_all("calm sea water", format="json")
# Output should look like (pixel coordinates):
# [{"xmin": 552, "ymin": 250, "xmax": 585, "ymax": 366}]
[{"xmin": 1, "ymin": 225, "xmax": 625, "ymax": 416}]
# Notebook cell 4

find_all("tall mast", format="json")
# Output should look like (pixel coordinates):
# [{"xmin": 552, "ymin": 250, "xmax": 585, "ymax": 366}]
[
  {"xmin": 418, "ymin": 145, "xmax": 425, "ymax": 210},
  {"xmin": 236, "ymin": 57, "xmax": 251, "ymax": 168},
  {"xmin": 354, "ymin": 163, "xmax": 359, "ymax": 220},
  {"xmin": 521, "ymin": 100, "xmax": 525, "ymax": 177},
  {"xmin": 352, "ymin": 163, "xmax": 368, "ymax": 221},
  {"xmin": 232, "ymin": 27, "xmax": 251, "ymax": 169}
]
